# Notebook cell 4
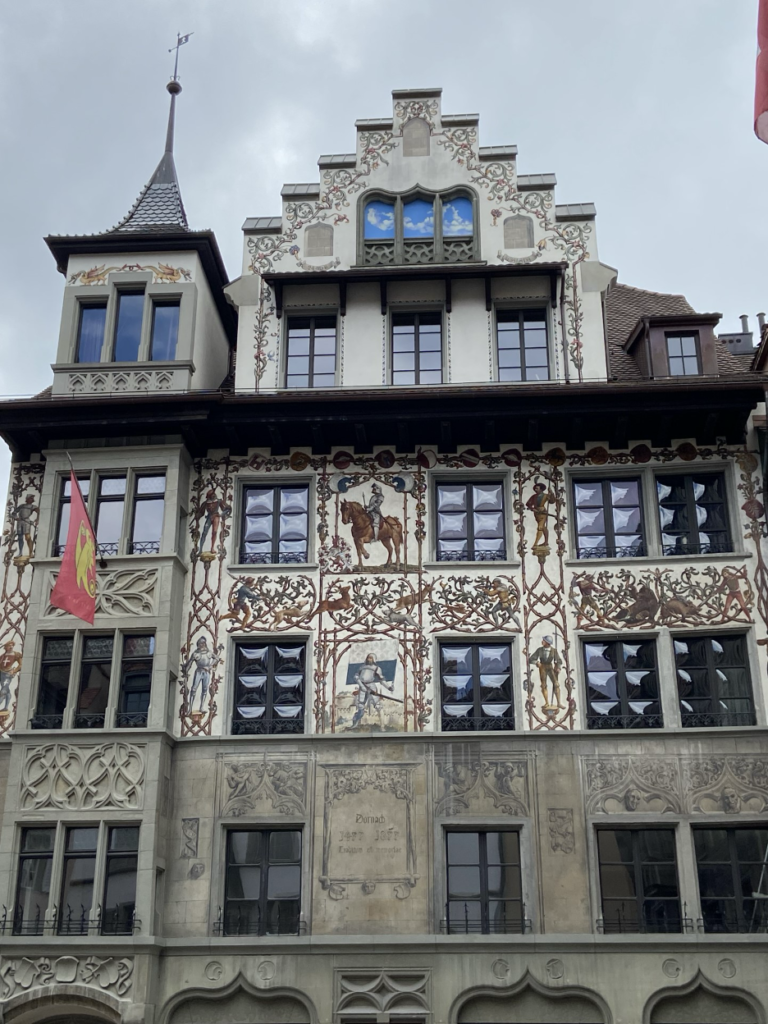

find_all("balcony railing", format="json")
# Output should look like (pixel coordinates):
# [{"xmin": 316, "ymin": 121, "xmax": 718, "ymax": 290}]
[
  {"xmin": 698, "ymin": 901, "xmax": 768, "ymax": 933},
  {"xmin": 436, "ymin": 548, "xmax": 507, "ymax": 562},
  {"xmin": 115, "ymin": 711, "xmax": 148, "ymax": 728},
  {"xmin": 597, "ymin": 902, "xmax": 693, "ymax": 934},
  {"xmin": 231, "ymin": 718, "xmax": 304, "ymax": 736},
  {"xmin": 441, "ymin": 902, "xmax": 531, "ymax": 935},
  {"xmin": 238, "ymin": 550, "xmax": 308, "ymax": 566},
  {"xmin": 213, "ymin": 904, "xmax": 305, "ymax": 937},
  {"xmin": 74, "ymin": 713, "xmax": 106, "ymax": 729},
  {"xmin": 680, "ymin": 709, "xmax": 755, "ymax": 728},
  {"xmin": 2, "ymin": 904, "xmax": 139, "ymax": 936},
  {"xmin": 441, "ymin": 715, "xmax": 515, "ymax": 733},
  {"xmin": 577, "ymin": 542, "xmax": 646, "ymax": 560},
  {"xmin": 587, "ymin": 713, "xmax": 663, "ymax": 730},
  {"xmin": 30, "ymin": 714, "xmax": 63, "ymax": 730},
  {"xmin": 129, "ymin": 540, "xmax": 160, "ymax": 555}
]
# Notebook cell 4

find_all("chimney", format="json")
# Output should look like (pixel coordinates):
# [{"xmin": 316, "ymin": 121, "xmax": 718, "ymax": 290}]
[
  {"xmin": 758, "ymin": 312, "xmax": 766, "ymax": 331},
  {"xmin": 719, "ymin": 315, "xmax": 755, "ymax": 355}
]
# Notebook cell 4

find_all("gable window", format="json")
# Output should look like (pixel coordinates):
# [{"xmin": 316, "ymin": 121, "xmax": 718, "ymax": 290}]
[
  {"xmin": 14, "ymin": 827, "xmax": 55, "ymax": 935},
  {"xmin": 597, "ymin": 828, "xmax": 681, "ymax": 934},
  {"xmin": 656, "ymin": 472, "xmax": 731, "ymax": 555},
  {"xmin": 583, "ymin": 639, "xmax": 662, "ymax": 729},
  {"xmin": 402, "ymin": 117, "xmax": 430, "ymax": 157},
  {"xmin": 666, "ymin": 332, "xmax": 700, "ymax": 376},
  {"xmin": 674, "ymin": 634, "xmax": 755, "ymax": 727},
  {"xmin": 362, "ymin": 190, "xmax": 476, "ymax": 265},
  {"xmin": 497, "ymin": 309, "xmax": 549, "ymax": 381},
  {"xmin": 232, "ymin": 641, "xmax": 305, "ymax": 735},
  {"xmin": 694, "ymin": 827, "xmax": 768, "ymax": 933},
  {"xmin": 285, "ymin": 316, "xmax": 337, "ymax": 388},
  {"xmin": 503, "ymin": 215, "xmax": 534, "ymax": 249},
  {"xmin": 574, "ymin": 478, "xmax": 645, "ymax": 558},
  {"xmin": 436, "ymin": 481, "xmax": 505, "ymax": 561},
  {"xmin": 150, "ymin": 301, "xmax": 180, "ymax": 361},
  {"xmin": 240, "ymin": 484, "xmax": 309, "ymax": 564},
  {"xmin": 440, "ymin": 642, "xmax": 514, "ymax": 732},
  {"xmin": 445, "ymin": 831, "xmax": 525, "ymax": 934},
  {"xmin": 76, "ymin": 303, "xmax": 107, "ymax": 363},
  {"xmin": 113, "ymin": 291, "xmax": 145, "ymax": 362},
  {"xmin": 221, "ymin": 829, "xmax": 302, "ymax": 936},
  {"xmin": 304, "ymin": 222, "xmax": 334, "ymax": 258},
  {"xmin": 392, "ymin": 312, "xmax": 442, "ymax": 385}
]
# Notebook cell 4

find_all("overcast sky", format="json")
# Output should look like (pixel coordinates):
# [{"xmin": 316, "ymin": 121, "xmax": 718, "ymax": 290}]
[{"xmin": 0, "ymin": 0, "xmax": 765, "ymax": 492}]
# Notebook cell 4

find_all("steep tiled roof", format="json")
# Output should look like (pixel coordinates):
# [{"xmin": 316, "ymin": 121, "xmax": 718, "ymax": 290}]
[{"xmin": 603, "ymin": 283, "xmax": 695, "ymax": 380}]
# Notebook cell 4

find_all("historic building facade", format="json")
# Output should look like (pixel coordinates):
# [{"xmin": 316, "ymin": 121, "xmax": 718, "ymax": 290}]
[{"xmin": 0, "ymin": 85, "xmax": 766, "ymax": 1023}]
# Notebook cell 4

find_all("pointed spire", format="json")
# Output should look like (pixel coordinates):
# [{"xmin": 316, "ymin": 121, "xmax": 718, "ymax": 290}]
[{"xmin": 108, "ymin": 80, "xmax": 189, "ymax": 234}]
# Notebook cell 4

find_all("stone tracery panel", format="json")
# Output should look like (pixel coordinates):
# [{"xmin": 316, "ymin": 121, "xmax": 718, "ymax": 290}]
[{"xmin": 20, "ymin": 742, "xmax": 145, "ymax": 810}]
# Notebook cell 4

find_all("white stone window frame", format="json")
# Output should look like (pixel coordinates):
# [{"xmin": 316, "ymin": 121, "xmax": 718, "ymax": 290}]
[
  {"xmin": 230, "ymin": 474, "xmax": 316, "ymax": 571},
  {"xmin": 491, "ymin": 300, "xmax": 555, "ymax": 384},
  {"xmin": 9, "ymin": 817, "xmax": 141, "ymax": 937},
  {"xmin": 564, "ymin": 457, "xmax": 746, "ymax": 565},
  {"xmin": 224, "ymin": 631, "xmax": 311, "ymax": 739},
  {"xmin": 57, "ymin": 270, "xmax": 196, "ymax": 370},
  {"xmin": 209, "ymin": 820, "xmax": 309, "ymax": 939},
  {"xmin": 426, "ymin": 469, "xmax": 517, "ymax": 567},
  {"xmin": 28, "ymin": 626, "xmax": 157, "ymax": 733}
]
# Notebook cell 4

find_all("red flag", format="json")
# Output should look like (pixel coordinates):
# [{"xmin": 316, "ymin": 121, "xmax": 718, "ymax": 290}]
[
  {"xmin": 50, "ymin": 471, "xmax": 97, "ymax": 624},
  {"xmin": 757, "ymin": 0, "xmax": 768, "ymax": 142}
]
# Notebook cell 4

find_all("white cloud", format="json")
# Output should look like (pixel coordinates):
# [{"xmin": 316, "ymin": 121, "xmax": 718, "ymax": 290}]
[
  {"xmin": 403, "ymin": 212, "xmax": 434, "ymax": 236},
  {"xmin": 366, "ymin": 205, "xmax": 394, "ymax": 232},
  {"xmin": 443, "ymin": 202, "xmax": 473, "ymax": 236}
]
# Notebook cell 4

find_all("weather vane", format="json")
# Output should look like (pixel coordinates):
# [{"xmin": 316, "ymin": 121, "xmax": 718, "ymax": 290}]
[{"xmin": 168, "ymin": 32, "xmax": 193, "ymax": 82}]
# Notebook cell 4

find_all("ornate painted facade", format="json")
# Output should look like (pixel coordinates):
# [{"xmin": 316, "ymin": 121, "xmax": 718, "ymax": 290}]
[{"xmin": 0, "ymin": 86, "xmax": 765, "ymax": 1024}]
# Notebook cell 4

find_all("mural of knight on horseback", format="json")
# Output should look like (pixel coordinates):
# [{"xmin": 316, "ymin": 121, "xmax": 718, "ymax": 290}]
[{"xmin": 340, "ymin": 483, "xmax": 404, "ymax": 569}]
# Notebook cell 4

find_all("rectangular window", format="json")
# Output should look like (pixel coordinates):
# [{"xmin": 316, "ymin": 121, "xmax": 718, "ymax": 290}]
[
  {"xmin": 95, "ymin": 475, "xmax": 127, "ymax": 556},
  {"xmin": 666, "ymin": 332, "xmax": 700, "ymax": 376},
  {"xmin": 285, "ymin": 316, "xmax": 337, "ymax": 388},
  {"xmin": 54, "ymin": 475, "xmax": 90, "ymax": 556},
  {"xmin": 694, "ymin": 827, "xmax": 768, "ymax": 933},
  {"xmin": 574, "ymin": 478, "xmax": 644, "ymax": 558},
  {"xmin": 32, "ymin": 636, "xmax": 73, "ymax": 729},
  {"xmin": 113, "ymin": 291, "xmax": 145, "ymax": 361},
  {"xmin": 440, "ymin": 642, "xmax": 513, "ymax": 732},
  {"xmin": 101, "ymin": 826, "xmax": 139, "ymax": 934},
  {"xmin": 656, "ymin": 473, "xmax": 731, "ymax": 555},
  {"xmin": 232, "ymin": 642, "xmax": 305, "ymax": 735},
  {"xmin": 74, "ymin": 635, "xmax": 114, "ymax": 729},
  {"xmin": 445, "ymin": 831, "xmax": 524, "ymax": 934},
  {"xmin": 150, "ymin": 301, "xmax": 180, "ymax": 361},
  {"xmin": 76, "ymin": 303, "xmax": 107, "ymax": 363},
  {"xmin": 674, "ymin": 634, "xmax": 754, "ymax": 727},
  {"xmin": 391, "ymin": 311, "xmax": 442, "ymax": 385},
  {"xmin": 59, "ymin": 826, "xmax": 98, "ymax": 935},
  {"xmin": 436, "ymin": 482, "xmax": 506, "ymax": 561},
  {"xmin": 222, "ymin": 829, "xmax": 302, "ymax": 936},
  {"xmin": 130, "ymin": 474, "xmax": 165, "ymax": 554},
  {"xmin": 497, "ymin": 309, "xmax": 549, "ymax": 382},
  {"xmin": 116, "ymin": 635, "xmax": 154, "ymax": 728},
  {"xmin": 14, "ymin": 828, "xmax": 55, "ymax": 935},
  {"xmin": 583, "ymin": 639, "xmax": 661, "ymax": 729},
  {"xmin": 597, "ymin": 828, "xmax": 681, "ymax": 933},
  {"xmin": 240, "ymin": 484, "xmax": 309, "ymax": 564}
]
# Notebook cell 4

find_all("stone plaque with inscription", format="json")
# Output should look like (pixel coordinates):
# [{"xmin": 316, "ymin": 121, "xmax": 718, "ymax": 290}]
[{"xmin": 319, "ymin": 764, "xmax": 418, "ymax": 900}]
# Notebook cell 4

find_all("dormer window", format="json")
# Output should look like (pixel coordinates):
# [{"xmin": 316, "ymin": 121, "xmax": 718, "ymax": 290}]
[
  {"xmin": 361, "ymin": 189, "xmax": 477, "ymax": 266},
  {"xmin": 666, "ymin": 332, "xmax": 700, "ymax": 376}
]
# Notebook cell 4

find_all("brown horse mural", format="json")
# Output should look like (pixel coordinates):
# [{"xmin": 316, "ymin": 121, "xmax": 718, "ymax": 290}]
[{"xmin": 340, "ymin": 500, "xmax": 403, "ymax": 569}]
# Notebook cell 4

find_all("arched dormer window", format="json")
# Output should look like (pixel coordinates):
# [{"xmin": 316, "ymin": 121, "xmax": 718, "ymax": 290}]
[
  {"xmin": 402, "ymin": 117, "xmax": 430, "ymax": 157},
  {"xmin": 361, "ymin": 189, "xmax": 477, "ymax": 266},
  {"xmin": 304, "ymin": 222, "xmax": 333, "ymax": 257},
  {"xmin": 503, "ymin": 214, "xmax": 534, "ymax": 249}
]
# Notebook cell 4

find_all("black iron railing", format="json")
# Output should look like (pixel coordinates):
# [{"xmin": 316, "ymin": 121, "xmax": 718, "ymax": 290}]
[
  {"xmin": 577, "ymin": 543, "xmax": 646, "ymax": 559},
  {"xmin": 437, "ymin": 549, "xmax": 506, "ymax": 562},
  {"xmin": 213, "ymin": 904, "xmax": 305, "ymax": 937},
  {"xmin": 231, "ymin": 718, "xmax": 304, "ymax": 736},
  {"xmin": 74, "ymin": 713, "xmax": 106, "ymax": 729},
  {"xmin": 680, "ymin": 710, "xmax": 755, "ymax": 728},
  {"xmin": 30, "ymin": 714, "xmax": 63, "ymax": 730},
  {"xmin": 97, "ymin": 543, "xmax": 119, "ymax": 557},
  {"xmin": 115, "ymin": 711, "xmax": 148, "ymax": 728},
  {"xmin": 441, "ymin": 715, "xmax": 515, "ymax": 732},
  {"xmin": 441, "ymin": 902, "xmax": 531, "ymax": 935},
  {"xmin": 239, "ymin": 550, "xmax": 308, "ymax": 565},
  {"xmin": 1, "ymin": 904, "xmax": 140, "ymax": 936},
  {"xmin": 129, "ymin": 540, "xmax": 160, "ymax": 555},
  {"xmin": 597, "ymin": 903, "xmax": 692, "ymax": 934},
  {"xmin": 698, "ymin": 901, "xmax": 768, "ymax": 933},
  {"xmin": 587, "ymin": 713, "xmax": 663, "ymax": 730},
  {"xmin": 661, "ymin": 540, "xmax": 732, "ymax": 556}
]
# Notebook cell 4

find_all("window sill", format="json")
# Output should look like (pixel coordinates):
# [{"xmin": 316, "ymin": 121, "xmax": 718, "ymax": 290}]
[
  {"xmin": 423, "ymin": 560, "xmax": 520, "ymax": 570},
  {"xmin": 565, "ymin": 551, "xmax": 749, "ymax": 567},
  {"xmin": 227, "ymin": 563, "xmax": 319, "ymax": 574}
]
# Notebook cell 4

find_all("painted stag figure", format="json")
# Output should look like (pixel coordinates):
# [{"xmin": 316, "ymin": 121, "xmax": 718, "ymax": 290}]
[{"xmin": 340, "ymin": 490, "xmax": 403, "ymax": 568}]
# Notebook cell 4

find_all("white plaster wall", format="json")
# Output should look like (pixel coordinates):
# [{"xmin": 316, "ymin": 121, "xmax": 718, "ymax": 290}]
[
  {"xmin": 447, "ymin": 278, "xmax": 489, "ymax": 384},
  {"xmin": 341, "ymin": 283, "xmax": 383, "ymax": 387}
]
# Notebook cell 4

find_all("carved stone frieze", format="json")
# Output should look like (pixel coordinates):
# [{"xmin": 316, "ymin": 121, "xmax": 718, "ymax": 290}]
[
  {"xmin": 547, "ymin": 808, "xmax": 575, "ymax": 853},
  {"xmin": 335, "ymin": 969, "xmax": 430, "ymax": 1017},
  {"xmin": 435, "ymin": 754, "xmax": 529, "ymax": 817},
  {"xmin": 181, "ymin": 817, "xmax": 200, "ymax": 857},
  {"xmin": 583, "ymin": 757, "xmax": 682, "ymax": 814},
  {"xmin": 45, "ymin": 567, "xmax": 158, "ymax": 617},
  {"xmin": 682, "ymin": 756, "xmax": 768, "ymax": 814},
  {"xmin": 0, "ymin": 955, "xmax": 133, "ymax": 999},
  {"xmin": 218, "ymin": 754, "xmax": 309, "ymax": 816},
  {"xmin": 61, "ymin": 367, "xmax": 185, "ymax": 395},
  {"xmin": 20, "ymin": 742, "xmax": 145, "ymax": 810}
]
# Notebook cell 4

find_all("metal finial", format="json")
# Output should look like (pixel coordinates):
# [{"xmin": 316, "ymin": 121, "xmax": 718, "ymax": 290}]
[{"xmin": 168, "ymin": 31, "xmax": 193, "ymax": 83}]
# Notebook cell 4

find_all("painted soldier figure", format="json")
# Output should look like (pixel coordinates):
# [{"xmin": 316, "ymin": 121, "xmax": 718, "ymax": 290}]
[
  {"xmin": 526, "ymin": 483, "xmax": 554, "ymax": 548},
  {"xmin": 220, "ymin": 577, "xmax": 259, "ymax": 627},
  {"xmin": 719, "ymin": 566, "xmax": 751, "ymax": 621},
  {"xmin": 12, "ymin": 495, "xmax": 36, "ymax": 557},
  {"xmin": 0, "ymin": 641, "xmax": 22, "ymax": 711},
  {"xmin": 480, "ymin": 578, "xmax": 522, "ymax": 630},
  {"xmin": 530, "ymin": 635, "xmax": 564, "ymax": 709},
  {"xmin": 184, "ymin": 637, "xmax": 219, "ymax": 712},
  {"xmin": 364, "ymin": 484, "xmax": 385, "ymax": 541},
  {"xmin": 352, "ymin": 653, "xmax": 394, "ymax": 726},
  {"xmin": 196, "ymin": 489, "xmax": 231, "ymax": 554}
]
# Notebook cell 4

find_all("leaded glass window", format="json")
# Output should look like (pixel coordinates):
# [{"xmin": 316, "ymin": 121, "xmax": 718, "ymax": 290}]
[
  {"xmin": 574, "ymin": 478, "xmax": 645, "ymax": 558},
  {"xmin": 445, "ymin": 831, "xmax": 524, "ymax": 934},
  {"xmin": 598, "ymin": 829, "xmax": 681, "ymax": 934},
  {"xmin": 223, "ymin": 830, "xmax": 301, "ymax": 936},
  {"xmin": 440, "ymin": 643, "xmax": 514, "ymax": 731},
  {"xmin": 240, "ymin": 485, "xmax": 309, "ymax": 564},
  {"xmin": 583, "ymin": 639, "xmax": 661, "ymax": 729},
  {"xmin": 674, "ymin": 634, "xmax": 754, "ymax": 727},
  {"xmin": 656, "ymin": 473, "xmax": 731, "ymax": 555},
  {"xmin": 232, "ymin": 642, "xmax": 305, "ymax": 735},
  {"xmin": 436, "ymin": 482, "xmax": 505, "ymax": 561}
]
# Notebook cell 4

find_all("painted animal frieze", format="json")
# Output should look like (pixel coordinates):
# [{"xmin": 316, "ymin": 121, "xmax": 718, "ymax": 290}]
[
  {"xmin": 222, "ymin": 573, "xmax": 317, "ymax": 632},
  {"xmin": 429, "ymin": 574, "xmax": 521, "ymax": 633}
]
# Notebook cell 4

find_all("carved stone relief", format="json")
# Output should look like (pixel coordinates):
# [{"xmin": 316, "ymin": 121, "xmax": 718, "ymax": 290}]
[
  {"xmin": 583, "ymin": 757, "xmax": 682, "ymax": 814},
  {"xmin": 335, "ymin": 969, "xmax": 430, "ymax": 1018},
  {"xmin": 181, "ymin": 817, "xmax": 200, "ymax": 857},
  {"xmin": 547, "ymin": 809, "xmax": 575, "ymax": 853},
  {"xmin": 682, "ymin": 757, "xmax": 768, "ymax": 814},
  {"xmin": 435, "ymin": 752, "xmax": 530, "ymax": 817},
  {"xmin": 0, "ymin": 955, "xmax": 133, "ymax": 998},
  {"xmin": 44, "ymin": 567, "xmax": 158, "ymax": 617},
  {"xmin": 20, "ymin": 742, "xmax": 145, "ymax": 810},
  {"xmin": 217, "ymin": 754, "xmax": 309, "ymax": 816}
]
